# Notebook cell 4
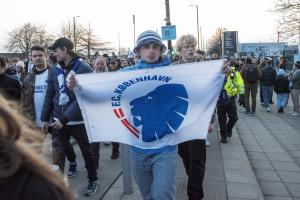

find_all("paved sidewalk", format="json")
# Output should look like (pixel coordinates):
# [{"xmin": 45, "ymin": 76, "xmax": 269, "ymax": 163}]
[
  {"xmin": 103, "ymin": 123, "xmax": 263, "ymax": 200},
  {"xmin": 236, "ymin": 97, "xmax": 300, "ymax": 199},
  {"xmin": 42, "ymin": 93, "xmax": 300, "ymax": 200},
  {"xmin": 103, "ymin": 129, "xmax": 229, "ymax": 200}
]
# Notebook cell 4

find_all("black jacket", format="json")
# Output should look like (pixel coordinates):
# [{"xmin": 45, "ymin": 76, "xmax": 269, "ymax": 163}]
[
  {"xmin": 274, "ymin": 75, "xmax": 289, "ymax": 93},
  {"xmin": 0, "ymin": 73, "xmax": 21, "ymax": 100},
  {"xmin": 41, "ymin": 59, "xmax": 92, "ymax": 125},
  {"xmin": 260, "ymin": 66, "xmax": 277, "ymax": 86}
]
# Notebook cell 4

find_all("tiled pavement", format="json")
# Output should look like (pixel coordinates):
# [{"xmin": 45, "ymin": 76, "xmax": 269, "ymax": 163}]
[
  {"xmin": 43, "ymin": 94, "xmax": 300, "ymax": 200},
  {"xmin": 237, "ymin": 98, "xmax": 300, "ymax": 200}
]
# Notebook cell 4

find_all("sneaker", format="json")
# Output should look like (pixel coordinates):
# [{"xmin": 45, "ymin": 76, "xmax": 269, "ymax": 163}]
[
  {"xmin": 240, "ymin": 108, "xmax": 246, "ymax": 113},
  {"xmin": 104, "ymin": 142, "xmax": 110, "ymax": 146},
  {"xmin": 291, "ymin": 112, "xmax": 299, "ymax": 116},
  {"xmin": 67, "ymin": 161, "xmax": 77, "ymax": 178},
  {"xmin": 244, "ymin": 111, "xmax": 251, "ymax": 115},
  {"xmin": 266, "ymin": 107, "xmax": 270, "ymax": 112},
  {"xmin": 84, "ymin": 180, "xmax": 99, "ymax": 196},
  {"xmin": 221, "ymin": 137, "xmax": 227, "ymax": 144},
  {"xmin": 205, "ymin": 139, "xmax": 210, "ymax": 147},
  {"xmin": 111, "ymin": 150, "xmax": 120, "ymax": 159}
]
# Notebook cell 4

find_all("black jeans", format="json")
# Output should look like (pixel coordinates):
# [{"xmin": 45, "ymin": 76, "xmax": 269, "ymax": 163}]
[
  {"xmin": 52, "ymin": 124, "xmax": 97, "ymax": 182},
  {"xmin": 245, "ymin": 83, "xmax": 258, "ymax": 112},
  {"xmin": 91, "ymin": 142, "xmax": 100, "ymax": 165},
  {"xmin": 112, "ymin": 142, "xmax": 120, "ymax": 151},
  {"xmin": 217, "ymin": 98, "xmax": 238, "ymax": 139},
  {"xmin": 66, "ymin": 142, "xmax": 76, "ymax": 162},
  {"xmin": 178, "ymin": 139, "xmax": 206, "ymax": 200}
]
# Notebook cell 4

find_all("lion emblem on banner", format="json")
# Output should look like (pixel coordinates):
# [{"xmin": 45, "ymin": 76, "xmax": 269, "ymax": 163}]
[{"xmin": 130, "ymin": 84, "xmax": 188, "ymax": 142}]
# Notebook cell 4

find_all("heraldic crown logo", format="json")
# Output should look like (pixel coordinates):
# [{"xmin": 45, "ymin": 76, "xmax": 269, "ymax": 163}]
[{"xmin": 130, "ymin": 84, "xmax": 189, "ymax": 142}]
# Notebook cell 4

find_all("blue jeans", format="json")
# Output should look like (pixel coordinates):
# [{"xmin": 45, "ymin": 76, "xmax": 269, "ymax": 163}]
[
  {"xmin": 131, "ymin": 148, "xmax": 177, "ymax": 200},
  {"xmin": 276, "ymin": 93, "xmax": 289, "ymax": 109},
  {"xmin": 261, "ymin": 85, "xmax": 273, "ymax": 108}
]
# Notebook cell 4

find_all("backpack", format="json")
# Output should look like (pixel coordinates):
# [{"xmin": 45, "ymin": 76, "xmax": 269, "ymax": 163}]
[{"xmin": 244, "ymin": 65, "xmax": 258, "ymax": 83}]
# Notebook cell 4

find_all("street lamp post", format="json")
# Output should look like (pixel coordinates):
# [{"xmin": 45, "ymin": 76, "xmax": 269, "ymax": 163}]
[
  {"xmin": 165, "ymin": 0, "xmax": 172, "ymax": 51},
  {"xmin": 298, "ymin": 19, "xmax": 300, "ymax": 55},
  {"xmin": 73, "ymin": 16, "xmax": 80, "ymax": 51},
  {"xmin": 190, "ymin": 5, "xmax": 200, "ymax": 50},
  {"xmin": 133, "ymin": 15, "xmax": 136, "ymax": 48}
]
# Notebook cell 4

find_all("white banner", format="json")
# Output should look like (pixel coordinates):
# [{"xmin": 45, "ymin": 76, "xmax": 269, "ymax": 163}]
[{"xmin": 74, "ymin": 60, "xmax": 224, "ymax": 149}]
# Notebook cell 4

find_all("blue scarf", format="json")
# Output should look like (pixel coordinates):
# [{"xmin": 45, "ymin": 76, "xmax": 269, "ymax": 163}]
[
  {"xmin": 55, "ymin": 59, "xmax": 81, "ymax": 105},
  {"xmin": 122, "ymin": 57, "xmax": 170, "ymax": 71}
]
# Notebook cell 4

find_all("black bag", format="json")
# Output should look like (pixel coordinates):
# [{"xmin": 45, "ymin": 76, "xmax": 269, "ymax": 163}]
[{"xmin": 244, "ymin": 65, "xmax": 258, "ymax": 83}]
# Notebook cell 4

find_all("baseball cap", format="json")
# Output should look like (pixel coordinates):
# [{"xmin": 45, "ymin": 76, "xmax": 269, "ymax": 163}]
[{"xmin": 49, "ymin": 37, "xmax": 74, "ymax": 50}]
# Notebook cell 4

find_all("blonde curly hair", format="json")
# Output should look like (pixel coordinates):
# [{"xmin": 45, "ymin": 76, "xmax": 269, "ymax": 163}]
[{"xmin": 175, "ymin": 34, "xmax": 197, "ymax": 53}]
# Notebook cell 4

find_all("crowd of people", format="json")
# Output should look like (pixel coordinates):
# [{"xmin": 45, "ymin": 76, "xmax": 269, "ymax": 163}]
[{"xmin": 0, "ymin": 28, "xmax": 300, "ymax": 200}]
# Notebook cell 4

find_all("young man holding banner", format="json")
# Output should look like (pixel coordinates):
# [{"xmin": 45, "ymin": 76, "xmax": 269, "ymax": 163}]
[
  {"xmin": 121, "ymin": 30, "xmax": 177, "ymax": 199},
  {"xmin": 175, "ymin": 34, "xmax": 214, "ymax": 200},
  {"xmin": 68, "ymin": 31, "xmax": 226, "ymax": 200}
]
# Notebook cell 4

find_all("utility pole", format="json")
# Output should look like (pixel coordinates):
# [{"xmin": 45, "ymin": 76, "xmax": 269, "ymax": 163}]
[
  {"xmin": 200, "ymin": 25, "xmax": 202, "ymax": 50},
  {"xmin": 68, "ymin": 20, "xmax": 71, "ymax": 39},
  {"xmin": 298, "ymin": 20, "xmax": 300, "ymax": 55},
  {"xmin": 118, "ymin": 32, "xmax": 121, "ymax": 56},
  {"xmin": 133, "ymin": 15, "xmax": 136, "ymax": 48},
  {"xmin": 277, "ymin": 31, "xmax": 280, "ymax": 56},
  {"xmin": 190, "ymin": 5, "xmax": 200, "ymax": 50},
  {"xmin": 165, "ymin": 0, "xmax": 172, "ymax": 51},
  {"xmin": 73, "ymin": 16, "xmax": 80, "ymax": 51},
  {"xmin": 202, "ymin": 35, "xmax": 205, "ymax": 50},
  {"xmin": 87, "ymin": 23, "xmax": 91, "ymax": 60}
]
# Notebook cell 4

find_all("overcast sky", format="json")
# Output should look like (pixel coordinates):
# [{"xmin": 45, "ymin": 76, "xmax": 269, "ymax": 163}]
[{"xmin": 0, "ymin": 0, "xmax": 279, "ymax": 52}]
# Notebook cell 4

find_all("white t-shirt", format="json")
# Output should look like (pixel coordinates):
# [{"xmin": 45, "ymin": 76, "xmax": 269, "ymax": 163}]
[{"xmin": 34, "ymin": 69, "xmax": 48, "ymax": 127}]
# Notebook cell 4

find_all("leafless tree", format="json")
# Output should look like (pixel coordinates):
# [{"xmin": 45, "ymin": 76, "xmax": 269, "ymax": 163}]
[
  {"xmin": 35, "ymin": 25, "xmax": 55, "ymax": 48},
  {"xmin": 6, "ymin": 23, "xmax": 53, "ymax": 56},
  {"xmin": 77, "ymin": 24, "xmax": 112, "ymax": 59},
  {"xmin": 273, "ymin": 0, "xmax": 300, "ymax": 40},
  {"xmin": 59, "ymin": 22, "xmax": 90, "ymax": 52},
  {"xmin": 207, "ymin": 28, "xmax": 224, "ymax": 54}
]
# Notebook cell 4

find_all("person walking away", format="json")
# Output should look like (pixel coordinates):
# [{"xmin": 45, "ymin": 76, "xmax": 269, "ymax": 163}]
[
  {"xmin": 260, "ymin": 59, "xmax": 277, "ymax": 112},
  {"xmin": 240, "ymin": 57, "xmax": 261, "ymax": 115},
  {"xmin": 274, "ymin": 69, "xmax": 289, "ymax": 113}
]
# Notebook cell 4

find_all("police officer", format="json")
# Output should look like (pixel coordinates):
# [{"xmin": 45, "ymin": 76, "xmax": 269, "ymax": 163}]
[{"xmin": 217, "ymin": 62, "xmax": 244, "ymax": 143}]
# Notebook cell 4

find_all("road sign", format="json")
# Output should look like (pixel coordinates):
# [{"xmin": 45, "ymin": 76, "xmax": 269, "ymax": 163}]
[
  {"xmin": 161, "ymin": 25, "xmax": 176, "ymax": 41},
  {"xmin": 222, "ymin": 31, "xmax": 238, "ymax": 58}
]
